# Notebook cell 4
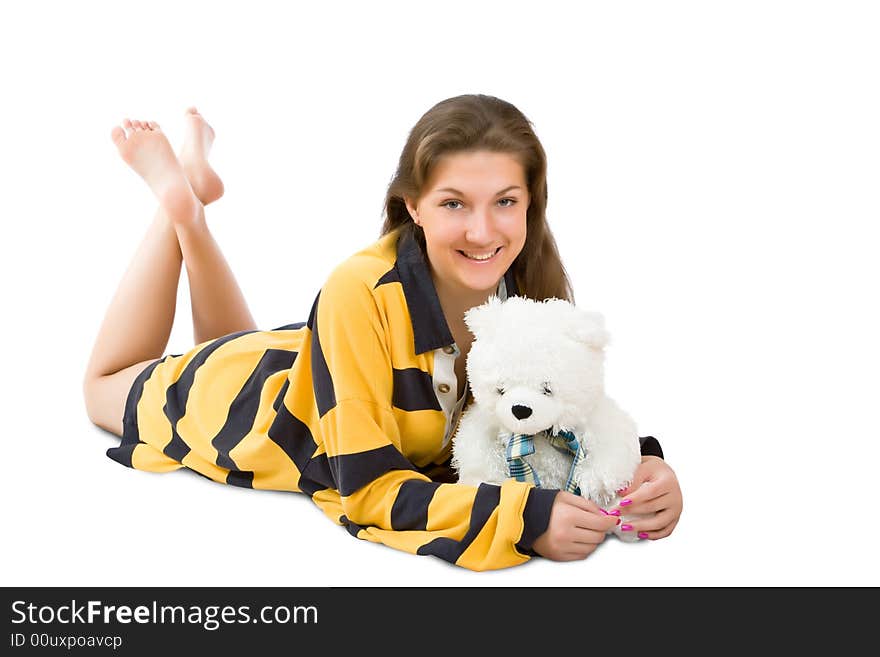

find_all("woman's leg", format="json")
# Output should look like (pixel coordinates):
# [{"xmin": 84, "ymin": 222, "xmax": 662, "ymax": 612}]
[
  {"xmin": 83, "ymin": 111, "xmax": 255, "ymax": 436},
  {"xmin": 175, "ymin": 107, "xmax": 256, "ymax": 345}
]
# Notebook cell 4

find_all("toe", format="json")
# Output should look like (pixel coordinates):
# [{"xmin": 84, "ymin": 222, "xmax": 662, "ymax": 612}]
[
  {"xmin": 110, "ymin": 126, "xmax": 126, "ymax": 147},
  {"xmin": 186, "ymin": 106, "xmax": 199, "ymax": 115},
  {"xmin": 147, "ymin": 121, "xmax": 159, "ymax": 131},
  {"xmin": 132, "ymin": 120, "xmax": 145, "ymax": 131}
]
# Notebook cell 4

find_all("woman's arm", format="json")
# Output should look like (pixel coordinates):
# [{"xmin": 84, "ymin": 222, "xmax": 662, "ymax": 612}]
[
  {"xmin": 277, "ymin": 263, "xmax": 557, "ymax": 571},
  {"xmin": 307, "ymin": 397, "xmax": 560, "ymax": 570}
]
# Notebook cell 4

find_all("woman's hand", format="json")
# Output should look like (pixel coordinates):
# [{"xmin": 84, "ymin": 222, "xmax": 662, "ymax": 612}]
[
  {"xmin": 614, "ymin": 456, "xmax": 683, "ymax": 539},
  {"xmin": 532, "ymin": 491, "xmax": 620, "ymax": 561}
]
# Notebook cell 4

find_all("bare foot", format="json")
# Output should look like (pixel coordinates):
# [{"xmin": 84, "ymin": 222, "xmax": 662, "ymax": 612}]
[
  {"xmin": 178, "ymin": 107, "xmax": 224, "ymax": 206},
  {"xmin": 111, "ymin": 119, "xmax": 199, "ymax": 225}
]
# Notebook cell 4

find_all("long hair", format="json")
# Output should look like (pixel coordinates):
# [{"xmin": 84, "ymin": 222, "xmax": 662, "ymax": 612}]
[{"xmin": 381, "ymin": 94, "xmax": 574, "ymax": 302}]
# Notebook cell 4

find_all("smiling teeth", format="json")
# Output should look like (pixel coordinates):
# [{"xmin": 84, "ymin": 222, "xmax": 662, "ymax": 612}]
[{"xmin": 463, "ymin": 249, "xmax": 498, "ymax": 261}]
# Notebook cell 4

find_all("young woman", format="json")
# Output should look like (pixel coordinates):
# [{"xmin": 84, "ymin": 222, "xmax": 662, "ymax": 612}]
[{"xmin": 83, "ymin": 95, "xmax": 683, "ymax": 571}]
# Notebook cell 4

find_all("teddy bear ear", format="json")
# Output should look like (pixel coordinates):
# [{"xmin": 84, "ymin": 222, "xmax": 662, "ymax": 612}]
[
  {"xmin": 464, "ymin": 295, "xmax": 504, "ymax": 337},
  {"xmin": 569, "ymin": 309, "xmax": 611, "ymax": 349}
]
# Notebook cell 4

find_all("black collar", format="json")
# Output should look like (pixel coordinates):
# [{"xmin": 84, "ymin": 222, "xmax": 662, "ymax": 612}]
[{"xmin": 395, "ymin": 227, "xmax": 520, "ymax": 355}]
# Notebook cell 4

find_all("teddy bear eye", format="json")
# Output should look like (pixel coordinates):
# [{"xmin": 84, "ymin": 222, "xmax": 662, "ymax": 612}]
[
  {"xmin": 542, "ymin": 383, "xmax": 553, "ymax": 396},
  {"xmin": 495, "ymin": 386, "xmax": 505, "ymax": 395}
]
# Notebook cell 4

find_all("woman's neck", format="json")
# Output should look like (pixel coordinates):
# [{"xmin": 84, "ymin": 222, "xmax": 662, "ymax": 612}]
[{"xmin": 432, "ymin": 276, "xmax": 497, "ymax": 339}]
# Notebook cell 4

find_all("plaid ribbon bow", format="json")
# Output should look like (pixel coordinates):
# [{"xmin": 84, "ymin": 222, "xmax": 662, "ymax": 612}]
[{"xmin": 505, "ymin": 429, "xmax": 585, "ymax": 495}]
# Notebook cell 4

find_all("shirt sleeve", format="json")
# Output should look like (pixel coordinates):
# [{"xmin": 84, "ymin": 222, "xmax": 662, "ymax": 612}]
[
  {"xmin": 639, "ymin": 435, "xmax": 664, "ymax": 459},
  {"xmin": 305, "ymin": 263, "xmax": 556, "ymax": 571}
]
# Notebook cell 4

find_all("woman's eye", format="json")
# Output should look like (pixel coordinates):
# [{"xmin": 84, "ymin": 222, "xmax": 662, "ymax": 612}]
[{"xmin": 442, "ymin": 199, "xmax": 516, "ymax": 210}]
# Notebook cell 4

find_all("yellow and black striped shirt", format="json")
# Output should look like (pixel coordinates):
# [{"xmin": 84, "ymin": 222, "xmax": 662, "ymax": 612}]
[{"xmin": 109, "ymin": 226, "xmax": 662, "ymax": 571}]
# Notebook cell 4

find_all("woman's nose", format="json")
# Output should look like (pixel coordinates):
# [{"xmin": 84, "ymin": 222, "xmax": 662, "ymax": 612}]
[{"xmin": 465, "ymin": 209, "xmax": 494, "ymax": 244}]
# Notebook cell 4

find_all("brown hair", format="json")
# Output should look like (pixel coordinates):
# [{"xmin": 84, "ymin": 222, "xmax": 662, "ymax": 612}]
[{"xmin": 381, "ymin": 94, "xmax": 574, "ymax": 302}]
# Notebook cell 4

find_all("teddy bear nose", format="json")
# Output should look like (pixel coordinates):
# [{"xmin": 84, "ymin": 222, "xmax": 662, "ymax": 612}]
[{"xmin": 511, "ymin": 405, "xmax": 532, "ymax": 420}]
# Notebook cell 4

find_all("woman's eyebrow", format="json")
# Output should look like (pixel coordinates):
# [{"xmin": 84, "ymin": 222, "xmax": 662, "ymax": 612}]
[{"xmin": 434, "ymin": 185, "xmax": 523, "ymax": 196}]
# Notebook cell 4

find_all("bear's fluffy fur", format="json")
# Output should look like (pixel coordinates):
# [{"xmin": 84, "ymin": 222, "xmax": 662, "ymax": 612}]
[{"xmin": 450, "ymin": 296, "xmax": 644, "ymax": 541}]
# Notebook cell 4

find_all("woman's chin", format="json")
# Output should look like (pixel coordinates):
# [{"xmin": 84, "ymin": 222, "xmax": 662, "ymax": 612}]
[{"xmin": 455, "ymin": 274, "xmax": 506, "ymax": 297}]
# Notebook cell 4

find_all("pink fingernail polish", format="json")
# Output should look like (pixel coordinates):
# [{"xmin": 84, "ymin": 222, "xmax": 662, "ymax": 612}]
[
  {"xmin": 616, "ymin": 518, "xmax": 621, "ymax": 525},
  {"xmin": 599, "ymin": 509, "xmax": 610, "ymax": 516},
  {"xmin": 608, "ymin": 509, "xmax": 621, "ymax": 516},
  {"xmin": 616, "ymin": 487, "xmax": 628, "ymax": 494},
  {"xmin": 638, "ymin": 532, "xmax": 650, "ymax": 539},
  {"xmin": 621, "ymin": 524, "xmax": 633, "ymax": 531},
  {"xmin": 619, "ymin": 499, "xmax": 632, "ymax": 506}
]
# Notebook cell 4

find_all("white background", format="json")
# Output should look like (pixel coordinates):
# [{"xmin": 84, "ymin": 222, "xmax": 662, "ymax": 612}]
[{"xmin": 2, "ymin": 0, "xmax": 878, "ymax": 587}]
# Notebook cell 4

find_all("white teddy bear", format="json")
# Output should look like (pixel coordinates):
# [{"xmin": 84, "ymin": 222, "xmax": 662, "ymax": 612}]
[{"xmin": 451, "ymin": 295, "xmax": 645, "ymax": 542}]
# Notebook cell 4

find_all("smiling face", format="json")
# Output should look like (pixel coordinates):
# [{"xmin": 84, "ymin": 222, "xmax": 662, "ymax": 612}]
[{"xmin": 405, "ymin": 150, "xmax": 529, "ymax": 302}]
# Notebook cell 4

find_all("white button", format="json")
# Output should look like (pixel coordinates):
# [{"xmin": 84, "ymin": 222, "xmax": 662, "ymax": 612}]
[
  {"xmin": 442, "ymin": 345, "xmax": 455, "ymax": 354},
  {"xmin": 438, "ymin": 383, "xmax": 451, "ymax": 394}
]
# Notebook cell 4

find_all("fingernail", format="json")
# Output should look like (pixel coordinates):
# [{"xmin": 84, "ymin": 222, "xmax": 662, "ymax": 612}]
[
  {"xmin": 616, "ymin": 518, "xmax": 621, "ymax": 525},
  {"xmin": 607, "ymin": 509, "xmax": 621, "ymax": 516},
  {"xmin": 616, "ymin": 487, "xmax": 628, "ymax": 494},
  {"xmin": 599, "ymin": 509, "xmax": 610, "ymax": 516},
  {"xmin": 638, "ymin": 532, "xmax": 650, "ymax": 539},
  {"xmin": 621, "ymin": 524, "xmax": 633, "ymax": 531},
  {"xmin": 619, "ymin": 499, "xmax": 632, "ymax": 506}
]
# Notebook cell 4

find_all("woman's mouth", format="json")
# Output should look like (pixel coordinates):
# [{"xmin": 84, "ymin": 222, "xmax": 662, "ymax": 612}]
[{"xmin": 457, "ymin": 247, "xmax": 502, "ymax": 263}]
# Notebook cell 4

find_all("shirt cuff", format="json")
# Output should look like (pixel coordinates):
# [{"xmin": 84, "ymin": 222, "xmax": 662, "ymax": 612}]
[
  {"xmin": 639, "ymin": 435, "xmax": 664, "ymax": 459},
  {"xmin": 515, "ymin": 487, "xmax": 559, "ymax": 555}
]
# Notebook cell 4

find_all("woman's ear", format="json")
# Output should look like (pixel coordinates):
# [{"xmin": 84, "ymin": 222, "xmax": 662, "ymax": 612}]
[{"xmin": 404, "ymin": 197, "xmax": 420, "ymax": 225}]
